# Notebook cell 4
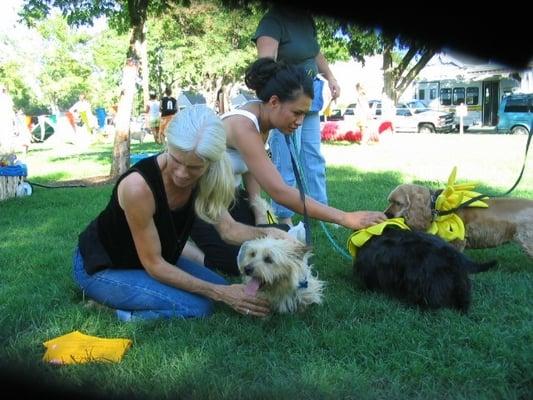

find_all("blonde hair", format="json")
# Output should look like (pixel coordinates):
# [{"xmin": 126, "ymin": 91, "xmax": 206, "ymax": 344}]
[{"xmin": 166, "ymin": 104, "xmax": 234, "ymax": 223}]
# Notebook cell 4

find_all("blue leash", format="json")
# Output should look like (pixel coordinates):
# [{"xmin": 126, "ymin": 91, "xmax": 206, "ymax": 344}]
[
  {"xmin": 284, "ymin": 135, "xmax": 311, "ymax": 246},
  {"xmin": 284, "ymin": 135, "xmax": 352, "ymax": 260}
]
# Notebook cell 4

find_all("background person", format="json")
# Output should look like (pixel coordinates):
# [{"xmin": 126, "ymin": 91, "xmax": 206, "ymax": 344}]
[
  {"xmin": 354, "ymin": 82, "xmax": 376, "ymax": 142},
  {"xmin": 253, "ymin": 4, "xmax": 341, "ymax": 226},
  {"xmin": 73, "ymin": 104, "xmax": 292, "ymax": 321},
  {"xmin": 190, "ymin": 58, "xmax": 386, "ymax": 275},
  {"xmin": 69, "ymin": 93, "xmax": 94, "ymax": 134},
  {"xmin": 159, "ymin": 87, "xmax": 178, "ymax": 142},
  {"xmin": 145, "ymin": 92, "xmax": 161, "ymax": 143}
]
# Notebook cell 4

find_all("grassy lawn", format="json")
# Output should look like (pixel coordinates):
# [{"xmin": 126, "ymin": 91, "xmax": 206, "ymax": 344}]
[{"xmin": 0, "ymin": 132, "xmax": 531, "ymax": 399}]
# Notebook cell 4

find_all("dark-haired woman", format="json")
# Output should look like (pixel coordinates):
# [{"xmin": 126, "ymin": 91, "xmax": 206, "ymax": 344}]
[{"xmin": 190, "ymin": 58, "xmax": 386, "ymax": 275}]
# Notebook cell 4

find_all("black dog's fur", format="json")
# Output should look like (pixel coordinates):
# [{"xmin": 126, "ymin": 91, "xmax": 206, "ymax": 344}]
[{"xmin": 353, "ymin": 227, "xmax": 497, "ymax": 312}]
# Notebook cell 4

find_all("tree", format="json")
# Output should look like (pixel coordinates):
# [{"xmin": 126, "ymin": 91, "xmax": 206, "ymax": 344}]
[
  {"xmin": 146, "ymin": 0, "xmax": 263, "ymax": 113},
  {"xmin": 35, "ymin": 14, "xmax": 94, "ymax": 112},
  {"xmin": 19, "ymin": 0, "xmax": 169, "ymax": 176},
  {"xmin": 332, "ymin": 22, "xmax": 437, "ymax": 103}
]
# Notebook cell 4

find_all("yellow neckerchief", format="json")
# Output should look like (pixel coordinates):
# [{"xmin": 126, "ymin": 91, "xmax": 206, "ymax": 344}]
[
  {"xmin": 266, "ymin": 209, "xmax": 278, "ymax": 224},
  {"xmin": 43, "ymin": 330, "xmax": 132, "ymax": 365},
  {"xmin": 346, "ymin": 217, "xmax": 410, "ymax": 258},
  {"xmin": 427, "ymin": 166, "xmax": 489, "ymax": 242}
]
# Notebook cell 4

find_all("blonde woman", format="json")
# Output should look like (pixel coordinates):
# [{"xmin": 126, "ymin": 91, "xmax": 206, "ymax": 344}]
[{"xmin": 73, "ymin": 105, "xmax": 289, "ymax": 321}]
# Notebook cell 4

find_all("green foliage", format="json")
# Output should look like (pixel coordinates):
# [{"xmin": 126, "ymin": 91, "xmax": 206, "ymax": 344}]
[
  {"xmin": 35, "ymin": 15, "xmax": 94, "ymax": 110},
  {"xmin": 314, "ymin": 17, "xmax": 351, "ymax": 63},
  {"xmin": 2, "ymin": 7, "xmax": 129, "ymax": 114},
  {"xmin": 91, "ymin": 29, "xmax": 130, "ymax": 108},
  {"xmin": 0, "ymin": 61, "xmax": 47, "ymax": 114},
  {"xmin": 147, "ymin": 0, "xmax": 262, "ymax": 94}
]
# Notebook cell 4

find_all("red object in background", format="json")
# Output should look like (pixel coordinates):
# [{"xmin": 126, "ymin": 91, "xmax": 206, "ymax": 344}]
[
  {"xmin": 378, "ymin": 121, "xmax": 393, "ymax": 134},
  {"xmin": 342, "ymin": 130, "xmax": 363, "ymax": 143},
  {"xmin": 321, "ymin": 122, "xmax": 364, "ymax": 143},
  {"xmin": 321, "ymin": 122, "xmax": 339, "ymax": 141},
  {"xmin": 65, "ymin": 111, "xmax": 76, "ymax": 128}
]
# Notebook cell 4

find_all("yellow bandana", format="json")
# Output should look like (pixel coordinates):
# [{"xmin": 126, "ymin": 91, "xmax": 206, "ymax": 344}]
[
  {"xmin": 427, "ymin": 167, "xmax": 488, "ymax": 242},
  {"xmin": 346, "ymin": 217, "xmax": 410, "ymax": 258},
  {"xmin": 266, "ymin": 209, "xmax": 278, "ymax": 224},
  {"xmin": 42, "ymin": 330, "xmax": 132, "ymax": 365}
]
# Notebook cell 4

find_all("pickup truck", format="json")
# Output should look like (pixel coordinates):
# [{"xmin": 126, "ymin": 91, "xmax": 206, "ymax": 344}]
[{"xmin": 343, "ymin": 99, "xmax": 455, "ymax": 133}]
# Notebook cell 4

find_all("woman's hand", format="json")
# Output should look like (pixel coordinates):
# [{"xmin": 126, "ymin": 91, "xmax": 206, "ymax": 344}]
[
  {"xmin": 328, "ymin": 78, "xmax": 341, "ymax": 100},
  {"xmin": 259, "ymin": 226, "xmax": 300, "ymax": 243},
  {"xmin": 342, "ymin": 211, "xmax": 387, "ymax": 230},
  {"xmin": 216, "ymin": 284, "xmax": 271, "ymax": 317}
]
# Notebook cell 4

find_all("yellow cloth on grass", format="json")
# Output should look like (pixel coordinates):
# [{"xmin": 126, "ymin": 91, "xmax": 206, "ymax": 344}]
[
  {"xmin": 346, "ymin": 217, "xmax": 410, "ymax": 258},
  {"xmin": 42, "ymin": 330, "xmax": 132, "ymax": 365},
  {"xmin": 427, "ymin": 166, "xmax": 489, "ymax": 242}
]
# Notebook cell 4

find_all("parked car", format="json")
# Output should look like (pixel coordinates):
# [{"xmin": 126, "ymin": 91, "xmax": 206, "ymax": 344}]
[
  {"xmin": 360, "ymin": 100, "xmax": 455, "ymax": 133},
  {"xmin": 496, "ymin": 93, "xmax": 532, "ymax": 135}
]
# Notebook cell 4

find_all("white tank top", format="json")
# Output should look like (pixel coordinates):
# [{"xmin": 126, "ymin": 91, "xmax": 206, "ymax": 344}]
[{"xmin": 221, "ymin": 105, "xmax": 261, "ymax": 188}]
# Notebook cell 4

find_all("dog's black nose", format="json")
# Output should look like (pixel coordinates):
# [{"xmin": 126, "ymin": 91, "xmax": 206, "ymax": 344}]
[
  {"xmin": 244, "ymin": 265, "xmax": 254, "ymax": 275},
  {"xmin": 384, "ymin": 211, "xmax": 394, "ymax": 218}
]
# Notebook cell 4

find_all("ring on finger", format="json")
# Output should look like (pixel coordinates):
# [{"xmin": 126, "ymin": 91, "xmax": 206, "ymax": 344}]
[{"xmin": 245, "ymin": 308, "xmax": 250, "ymax": 315}]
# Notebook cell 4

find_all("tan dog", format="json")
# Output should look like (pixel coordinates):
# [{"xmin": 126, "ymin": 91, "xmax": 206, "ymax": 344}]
[
  {"xmin": 237, "ymin": 237, "xmax": 324, "ymax": 314},
  {"xmin": 129, "ymin": 118, "xmax": 148, "ymax": 143},
  {"xmin": 384, "ymin": 183, "xmax": 533, "ymax": 258}
]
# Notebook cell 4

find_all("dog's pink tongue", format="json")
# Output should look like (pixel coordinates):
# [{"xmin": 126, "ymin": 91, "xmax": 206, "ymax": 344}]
[{"xmin": 244, "ymin": 278, "xmax": 261, "ymax": 296}]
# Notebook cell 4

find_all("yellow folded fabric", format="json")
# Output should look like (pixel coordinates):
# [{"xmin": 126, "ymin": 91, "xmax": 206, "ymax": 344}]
[
  {"xmin": 346, "ymin": 217, "xmax": 410, "ymax": 258},
  {"xmin": 43, "ymin": 330, "xmax": 132, "ymax": 365}
]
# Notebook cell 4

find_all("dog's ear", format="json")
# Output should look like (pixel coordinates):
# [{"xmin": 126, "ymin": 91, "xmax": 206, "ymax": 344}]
[
  {"xmin": 384, "ymin": 185, "xmax": 402, "ymax": 216},
  {"xmin": 404, "ymin": 186, "xmax": 432, "ymax": 230},
  {"xmin": 287, "ymin": 241, "xmax": 311, "ymax": 258}
]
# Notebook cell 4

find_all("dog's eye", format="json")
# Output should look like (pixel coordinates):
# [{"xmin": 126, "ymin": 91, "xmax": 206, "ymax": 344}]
[
  {"xmin": 250, "ymin": 251, "xmax": 256, "ymax": 258},
  {"xmin": 263, "ymin": 255, "xmax": 273, "ymax": 264}
]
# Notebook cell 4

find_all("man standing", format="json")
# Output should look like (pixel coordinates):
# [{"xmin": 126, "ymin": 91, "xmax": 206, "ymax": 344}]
[{"xmin": 159, "ymin": 87, "xmax": 178, "ymax": 143}]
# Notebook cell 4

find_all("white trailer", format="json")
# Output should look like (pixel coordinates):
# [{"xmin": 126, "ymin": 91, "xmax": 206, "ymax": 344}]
[{"xmin": 414, "ymin": 77, "xmax": 519, "ymax": 129}]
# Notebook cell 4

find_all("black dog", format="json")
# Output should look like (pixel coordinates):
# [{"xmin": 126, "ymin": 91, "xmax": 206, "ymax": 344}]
[{"xmin": 353, "ymin": 227, "xmax": 497, "ymax": 312}]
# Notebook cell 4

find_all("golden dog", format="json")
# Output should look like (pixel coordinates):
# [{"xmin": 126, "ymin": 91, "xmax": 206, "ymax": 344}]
[{"xmin": 385, "ymin": 183, "xmax": 533, "ymax": 258}]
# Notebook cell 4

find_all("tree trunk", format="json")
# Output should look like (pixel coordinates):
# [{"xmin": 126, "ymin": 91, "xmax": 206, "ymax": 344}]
[
  {"xmin": 394, "ymin": 49, "xmax": 435, "ymax": 99},
  {"xmin": 109, "ymin": 0, "xmax": 148, "ymax": 177},
  {"xmin": 110, "ymin": 58, "xmax": 138, "ymax": 177},
  {"xmin": 140, "ymin": 23, "xmax": 150, "ymax": 106},
  {"xmin": 382, "ymin": 41, "xmax": 396, "ymax": 103}
]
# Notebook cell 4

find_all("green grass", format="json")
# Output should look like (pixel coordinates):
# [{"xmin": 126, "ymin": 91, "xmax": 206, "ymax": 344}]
[{"xmin": 0, "ymin": 133, "xmax": 532, "ymax": 399}]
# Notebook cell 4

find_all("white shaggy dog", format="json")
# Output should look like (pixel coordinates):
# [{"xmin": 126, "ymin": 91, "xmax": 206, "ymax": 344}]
[{"xmin": 237, "ymin": 237, "xmax": 325, "ymax": 314}]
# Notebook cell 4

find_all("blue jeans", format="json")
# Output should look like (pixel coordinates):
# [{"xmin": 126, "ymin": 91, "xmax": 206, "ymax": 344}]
[
  {"xmin": 269, "ymin": 111, "xmax": 328, "ymax": 219},
  {"xmin": 72, "ymin": 247, "xmax": 228, "ymax": 321}
]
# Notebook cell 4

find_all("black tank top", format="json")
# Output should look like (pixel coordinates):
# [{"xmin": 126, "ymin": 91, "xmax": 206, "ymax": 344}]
[{"xmin": 78, "ymin": 154, "xmax": 196, "ymax": 275}]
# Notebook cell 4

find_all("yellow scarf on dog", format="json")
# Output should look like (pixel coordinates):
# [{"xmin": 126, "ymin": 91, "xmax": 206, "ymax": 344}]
[
  {"xmin": 428, "ymin": 167, "xmax": 489, "ymax": 242},
  {"xmin": 346, "ymin": 217, "xmax": 410, "ymax": 258}
]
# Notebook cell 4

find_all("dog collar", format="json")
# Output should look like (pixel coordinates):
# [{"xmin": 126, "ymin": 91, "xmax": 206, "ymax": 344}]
[
  {"xmin": 346, "ymin": 217, "xmax": 410, "ymax": 258},
  {"xmin": 428, "ymin": 167, "xmax": 489, "ymax": 242}
]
